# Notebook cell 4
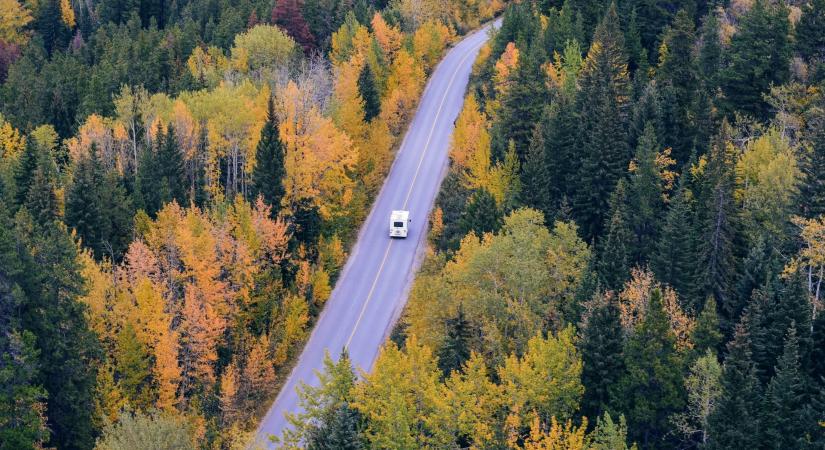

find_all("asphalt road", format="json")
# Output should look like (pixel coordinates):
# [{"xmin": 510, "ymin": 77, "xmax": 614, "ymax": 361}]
[{"xmin": 253, "ymin": 21, "xmax": 498, "ymax": 447}]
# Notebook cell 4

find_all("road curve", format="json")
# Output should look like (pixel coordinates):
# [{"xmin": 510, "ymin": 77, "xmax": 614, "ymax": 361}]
[{"xmin": 254, "ymin": 21, "xmax": 498, "ymax": 447}]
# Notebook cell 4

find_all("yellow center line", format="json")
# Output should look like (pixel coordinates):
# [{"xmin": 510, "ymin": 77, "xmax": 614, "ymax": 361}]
[{"xmin": 345, "ymin": 38, "xmax": 486, "ymax": 349}]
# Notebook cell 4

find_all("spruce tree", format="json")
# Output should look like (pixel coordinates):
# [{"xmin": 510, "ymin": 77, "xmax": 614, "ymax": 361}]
[
  {"xmin": 656, "ymin": 10, "xmax": 699, "ymax": 164},
  {"xmin": 597, "ymin": 180, "xmax": 632, "ymax": 293},
  {"xmin": 579, "ymin": 293, "xmax": 625, "ymax": 421},
  {"xmin": 698, "ymin": 130, "xmax": 742, "ymax": 332},
  {"xmin": 157, "ymin": 125, "xmax": 186, "ymax": 206},
  {"xmin": 627, "ymin": 123, "xmax": 663, "ymax": 265},
  {"xmin": 23, "ymin": 160, "xmax": 60, "ymax": 227},
  {"xmin": 651, "ymin": 175, "xmax": 701, "ymax": 310},
  {"xmin": 718, "ymin": 0, "xmax": 792, "ymax": 120},
  {"xmin": 542, "ymin": 95, "xmax": 580, "ymax": 218},
  {"xmin": 520, "ymin": 124, "xmax": 549, "ymax": 216},
  {"xmin": 458, "ymin": 188, "xmax": 502, "ymax": 238},
  {"xmin": 251, "ymin": 97, "xmax": 286, "ymax": 213},
  {"xmin": 15, "ymin": 213, "xmax": 100, "ymax": 450},
  {"xmin": 761, "ymin": 325, "xmax": 809, "ymax": 449},
  {"xmin": 692, "ymin": 296, "xmax": 723, "ymax": 356},
  {"xmin": 799, "ymin": 106, "xmax": 825, "ymax": 218},
  {"xmin": 494, "ymin": 41, "xmax": 548, "ymax": 162},
  {"xmin": 573, "ymin": 3, "xmax": 631, "ymax": 240},
  {"xmin": 706, "ymin": 324, "xmax": 762, "ymax": 450},
  {"xmin": 796, "ymin": 0, "xmax": 825, "ymax": 63},
  {"xmin": 13, "ymin": 140, "xmax": 42, "ymax": 209},
  {"xmin": 437, "ymin": 304, "xmax": 474, "ymax": 376},
  {"xmin": 698, "ymin": 12, "xmax": 722, "ymax": 90},
  {"xmin": 306, "ymin": 403, "xmax": 366, "ymax": 450},
  {"xmin": 357, "ymin": 63, "xmax": 380, "ymax": 123},
  {"xmin": 613, "ymin": 289, "xmax": 685, "ymax": 448}
]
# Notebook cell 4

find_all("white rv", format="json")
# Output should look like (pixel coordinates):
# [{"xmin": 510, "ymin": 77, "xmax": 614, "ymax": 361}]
[{"xmin": 389, "ymin": 210, "xmax": 410, "ymax": 238}]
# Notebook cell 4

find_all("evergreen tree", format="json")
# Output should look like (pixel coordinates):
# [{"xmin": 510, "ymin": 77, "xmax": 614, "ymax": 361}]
[
  {"xmin": 23, "ymin": 160, "xmax": 60, "ymax": 227},
  {"xmin": 810, "ymin": 312, "xmax": 825, "ymax": 384},
  {"xmin": 357, "ymin": 63, "xmax": 380, "ymax": 123},
  {"xmin": 761, "ymin": 325, "xmax": 809, "ymax": 449},
  {"xmin": 15, "ymin": 214, "xmax": 100, "ymax": 450},
  {"xmin": 697, "ymin": 12, "xmax": 722, "ymax": 90},
  {"xmin": 306, "ymin": 402, "xmax": 366, "ymax": 450},
  {"xmin": 651, "ymin": 175, "xmax": 701, "ymax": 310},
  {"xmin": 573, "ymin": 3, "xmax": 631, "ymax": 240},
  {"xmin": 459, "ymin": 188, "xmax": 502, "ymax": 238},
  {"xmin": 706, "ymin": 324, "xmax": 762, "ymax": 450},
  {"xmin": 437, "ymin": 304, "xmax": 474, "ymax": 376},
  {"xmin": 13, "ymin": 141, "xmax": 42, "ymax": 209},
  {"xmin": 541, "ymin": 95, "xmax": 580, "ymax": 218},
  {"xmin": 656, "ymin": 10, "xmax": 698, "ymax": 164},
  {"xmin": 698, "ymin": 131, "xmax": 742, "ymax": 332},
  {"xmin": 579, "ymin": 293, "xmax": 625, "ymax": 421},
  {"xmin": 597, "ymin": 180, "xmax": 632, "ymax": 293},
  {"xmin": 157, "ymin": 125, "xmax": 186, "ymax": 206},
  {"xmin": 627, "ymin": 123, "xmax": 663, "ymax": 265},
  {"xmin": 692, "ymin": 296, "xmax": 723, "ymax": 356},
  {"xmin": 799, "ymin": 105, "xmax": 825, "ymax": 218},
  {"xmin": 520, "ymin": 124, "xmax": 549, "ymax": 215},
  {"xmin": 718, "ymin": 0, "xmax": 792, "ymax": 120},
  {"xmin": 614, "ymin": 289, "xmax": 685, "ymax": 448},
  {"xmin": 493, "ymin": 41, "xmax": 548, "ymax": 162},
  {"xmin": 795, "ymin": 0, "xmax": 825, "ymax": 64},
  {"xmin": 65, "ymin": 145, "xmax": 134, "ymax": 260},
  {"xmin": 251, "ymin": 97, "xmax": 286, "ymax": 213}
]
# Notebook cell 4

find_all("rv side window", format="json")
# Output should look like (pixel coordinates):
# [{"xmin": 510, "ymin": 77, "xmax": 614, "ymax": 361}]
[{"xmin": 393, "ymin": 221, "xmax": 404, "ymax": 228}]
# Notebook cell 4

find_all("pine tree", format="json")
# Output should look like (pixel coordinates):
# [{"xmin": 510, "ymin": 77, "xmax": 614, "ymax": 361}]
[
  {"xmin": 579, "ymin": 293, "xmax": 625, "ymax": 421},
  {"xmin": 520, "ymin": 124, "xmax": 549, "ymax": 215},
  {"xmin": 573, "ymin": 3, "xmax": 631, "ymax": 240},
  {"xmin": 597, "ymin": 180, "xmax": 632, "ymax": 293},
  {"xmin": 13, "ymin": 140, "xmax": 41, "ymax": 208},
  {"xmin": 651, "ymin": 174, "xmax": 701, "ymax": 309},
  {"xmin": 437, "ymin": 304, "xmax": 474, "ymax": 376},
  {"xmin": 23, "ymin": 160, "xmax": 60, "ymax": 227},
  {"xmin": 251, "ymin": 97, "xmax": 286, "ymax": 214},
  {"xmin": 459, "ymin": 188, "xmax": 502, "ymax": 238},
  {"xmin": 718, "ymin": 0, "xmax": 792, "ymax": 120},
  {"xmin": 697, "ymin": 12, "xmax": 721, "ymax": 90},
  {"xmin": 698, "ymin": 132, "xmax": 742, "ymax": 332},
  {"xmin": 357, "ymin": 63, "xmax": 380, "ymax": 123},
  {"xmin": 692, "ymin": 296, "xmax": 723, "ymax": 356},
  {"xmin": 796, "ymin": 0, "xmax": 825, "ymax": 63},
  {"xmin": 799, "ymin": 105, "xmax": 825, "ymax": 218},
  {"xmin": 15, "ymin": 214, "xmax": 100, "ymax": 450},
  {"xmin": 493, "ymin": 41, "xmax": 548, "ymax": 162},
  {"xmin": 613, "ymin": 288, "xmax": 685, "ymax": 448},
  {"xmin": 656, "ymin": 10, "xmax": 698, "ymax": 164},
  {"xmin": 541, "ymin": 95, "xmax": 580, "ymax": 218},
  {"xmin": 761, "ymin": 325, "xmax": 809, "ymax": 449},
  {"xmin": 157, "ymin": 125, "xmax": 185, "ymax": 206},
  {"xmin": 65, "ymin": 144, "xmax": 133, "ymax": 260},
  {"xmin": 706, "ymin": 324, "xmax": 762, "ymax": 450},
  {"xmin": 627, "ymin": 122, "xmax": 663, "ymax": 265}
]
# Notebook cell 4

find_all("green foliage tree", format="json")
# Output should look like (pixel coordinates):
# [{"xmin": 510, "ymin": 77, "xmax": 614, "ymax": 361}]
[
  {"xmin": 573, "ymin": 3, "xmax": 631, "ymax": 240},
  {"xmin": 114, "ymin": 324, "xmax": 152, "ymax": 409},
  {"xmin": 458, "ymin": 188, "xmax": 502, "ymax": 238},
  {"xmin": 579, "ymin": 293, "xmax": 625, "ymax": 421},
  {"xmin": 718, "ymin": 0, "xmax": 792, "ymax": 120},
  {"xmin": 760, "ymin": 325, "xmax": 809, "ymax": 448},
  {"xmin": 251, "ymin": 97, "xmax": 286, "ymax": 213},
  {"xmin": 691, "ymin": 296, "xmax": 723, "ymax": 356},
  {"xmin": 706, "ymin": 325, "xmax": 762, "ymax": 449},
  {"xmin": 613, "ymin": 288, "xmax": 685, "ymax": 448},
  {"xmin": 799, "ymin": 105, "xmax": 825, "ymax": 218},
  {"xmin": 627, "ymin": 122, "xmax": 664, "ymax": 264},
  {"xmin": 437, "ymin": 303, "xmax": 474, "ymax": 377},
  {"xmin": 597, "ymin": 179, "xmax": 632, "ymax": 293},
  {"xmin": 357, "ymin": 63, "xmax": 380, "ymax": 123},
  {"xmin": 65, "ymin": 145, "xmax": 133, "ymax": 261}
]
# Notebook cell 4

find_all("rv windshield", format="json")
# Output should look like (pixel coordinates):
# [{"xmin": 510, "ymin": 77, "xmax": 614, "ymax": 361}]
[{"xmin": 393, "ymin": 221, "xmax": 404, "ymax": 228}]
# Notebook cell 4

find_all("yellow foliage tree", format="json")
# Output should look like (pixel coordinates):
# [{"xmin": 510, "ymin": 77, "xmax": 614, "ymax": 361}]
[
  {"xmin": 0, "ymin": 0, "xmax": 33, "ymax": 45},
  {"xmin": 372, "ymin": 12, "xmax": 403, "ymax": 60}
]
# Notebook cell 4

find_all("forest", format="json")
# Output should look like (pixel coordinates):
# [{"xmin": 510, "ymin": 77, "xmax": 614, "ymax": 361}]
[
  {"xmin": 282, "ymin": 0, "xmax": 825, "ymax": 449},
  {"xmin": 0, "ymin": 0, "xmax": 503, "ymax": 448},
  {"xmin": 2, "ymin": 0, "xmax": 824, "ymax": 448}
]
